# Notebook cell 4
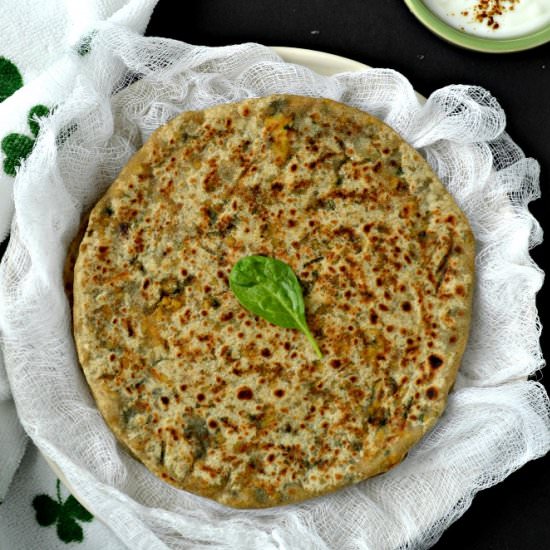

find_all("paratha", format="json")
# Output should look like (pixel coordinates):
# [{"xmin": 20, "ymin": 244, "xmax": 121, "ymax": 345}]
[{"xmin": 72, "ymin": 95, "xmax": 475, "ymax": 508}]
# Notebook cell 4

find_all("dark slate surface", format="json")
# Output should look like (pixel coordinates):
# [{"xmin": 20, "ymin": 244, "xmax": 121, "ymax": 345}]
[{"xmin": 146, "ymin": 2, "xmax": 550, "ymax": 548}]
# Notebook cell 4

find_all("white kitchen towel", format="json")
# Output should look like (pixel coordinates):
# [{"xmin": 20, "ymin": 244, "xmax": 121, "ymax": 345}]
[
  {"xmin": 0, "ymin": 0, "xmax": 158, "ymax": 244},
  {"xmin": 0, "ymin": 0, "xmax": 158, "ymax": 507},
  {"xmin": 0, "ymin": 444, "xmax": 127, "ymax": 548}
]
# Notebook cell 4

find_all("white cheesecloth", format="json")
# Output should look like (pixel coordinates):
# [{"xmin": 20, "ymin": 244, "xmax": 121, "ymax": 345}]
[{"xmin": 0, "ymin": 24, "xmax": 548, "ymax": 550}]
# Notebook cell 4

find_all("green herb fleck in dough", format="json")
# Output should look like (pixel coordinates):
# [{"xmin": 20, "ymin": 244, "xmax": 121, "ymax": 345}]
[{"xmin": 183, "ymin": 416, "xmax": 210, "ymax": 459}]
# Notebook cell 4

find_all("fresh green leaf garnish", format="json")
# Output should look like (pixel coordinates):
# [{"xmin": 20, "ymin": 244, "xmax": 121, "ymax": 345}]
[{"xmin": 229, "ymin": 255, "xmax": 323, "ymax": 359}]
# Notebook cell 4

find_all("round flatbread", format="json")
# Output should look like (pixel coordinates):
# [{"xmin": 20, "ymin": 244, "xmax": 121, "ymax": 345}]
[{"xmin": 72, "ymin": 95, "xmax": 475, "ymax": 508}]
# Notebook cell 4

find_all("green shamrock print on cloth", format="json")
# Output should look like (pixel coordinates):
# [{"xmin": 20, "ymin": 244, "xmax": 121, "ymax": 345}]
[
  {"xmin": 32, "ymin": 479, "xmax": 93, "ymax": 544},
  {"xmin": 0, "ymin": 56, "xmax": 23, "ymax": 103},
  {"xmin": 76, "ymin": 31, "xmax": 97, "ymax": 57},
  {"xmin": 1, "ymin": 104, "xmax": 50, "ymax": 176}
]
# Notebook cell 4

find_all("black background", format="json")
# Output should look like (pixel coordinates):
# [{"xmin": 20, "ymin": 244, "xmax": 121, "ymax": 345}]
[{"xmin": 145, "ymin": 1, "xmax": 550, "ymax": 549}]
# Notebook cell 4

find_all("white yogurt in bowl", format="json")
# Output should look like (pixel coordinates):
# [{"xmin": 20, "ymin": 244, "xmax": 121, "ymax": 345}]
[{"xmin": 423, "ymin": 0, "xmax": 550, "ymax": 39}]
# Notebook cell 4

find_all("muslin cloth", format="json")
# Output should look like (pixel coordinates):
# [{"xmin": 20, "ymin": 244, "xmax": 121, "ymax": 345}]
[
  {"xmin": 0, "ymin": 1, "xmax": 156, "ymax": 545},
  {"xmin": 0, "ymin": 9, "xmax": 548, "ymax": 550},
  {"xmin": 0, "ymin": 0, "xmax": 157, "ymax": 243}
]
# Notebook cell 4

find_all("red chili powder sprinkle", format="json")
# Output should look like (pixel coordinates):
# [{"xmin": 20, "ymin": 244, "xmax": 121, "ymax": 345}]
[{"xmin": 469, "ymin": 0, "xmax": 520, "ymax": 29}]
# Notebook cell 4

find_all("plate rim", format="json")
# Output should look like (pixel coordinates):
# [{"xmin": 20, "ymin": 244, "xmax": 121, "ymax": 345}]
[
  {"xmin": 404, "ymin": 0, "xmax": 550, "ymax": 53},
  {"xmin": 271, "ymin": 46, "xmax": 426, "ymax": 103},
  {"xmin": 271, "ymin": 46, "xmax": 372, "ymax": 74}
]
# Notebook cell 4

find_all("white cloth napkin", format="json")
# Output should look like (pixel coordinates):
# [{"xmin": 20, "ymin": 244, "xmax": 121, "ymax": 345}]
[
  {"xmin": 0, "ymin": 0, "xmax": 158, "ymax": 244},
  {"xmin": 0, "ymin": 0, "xmax": 157, "ymax": 516}
]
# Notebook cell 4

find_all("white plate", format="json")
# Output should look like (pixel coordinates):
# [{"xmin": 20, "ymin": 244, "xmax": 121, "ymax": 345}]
[
  {"xmin": 46, "ymin": 46, "xmax": 422, "ymax": 513},
  {"xmin": 272, "ymin": 46, "xmax": 426, "ymax": 103},
  {"xmin": 272, "ymin": 46, "xmax": 372, "ymax": 74}
]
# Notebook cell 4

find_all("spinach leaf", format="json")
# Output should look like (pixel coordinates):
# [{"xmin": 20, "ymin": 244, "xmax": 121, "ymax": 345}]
[{"xmin": 229, "ymin": 255, "xmax": 323, "ymax": 359}]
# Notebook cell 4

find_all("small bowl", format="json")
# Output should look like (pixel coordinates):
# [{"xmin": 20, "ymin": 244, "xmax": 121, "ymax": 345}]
[{"xmin": 404, "ymin": 0, "xmax": 550, "ymax": 53}]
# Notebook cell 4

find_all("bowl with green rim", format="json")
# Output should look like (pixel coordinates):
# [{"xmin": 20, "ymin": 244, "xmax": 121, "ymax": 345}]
[{"xmin": 404, "ymin": 0, "xmax": 550, "ymax": 53}]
